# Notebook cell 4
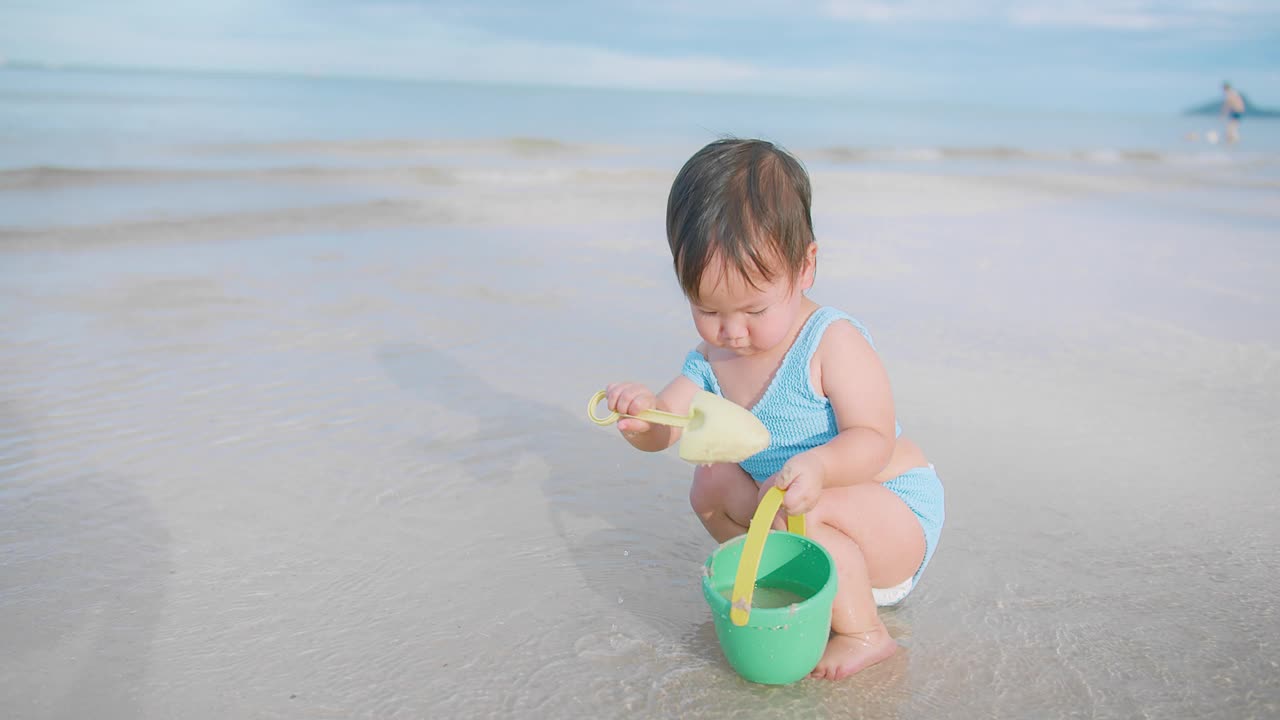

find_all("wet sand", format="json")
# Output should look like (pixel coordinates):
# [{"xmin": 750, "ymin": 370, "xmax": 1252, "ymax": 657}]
[{"xmin": 1, "ymin": 141, "xmax": 1278, "ymax": 718}]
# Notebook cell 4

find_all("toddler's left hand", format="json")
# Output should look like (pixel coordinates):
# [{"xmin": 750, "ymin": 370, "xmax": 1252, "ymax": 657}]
[{"xmin": 769, "ymin": 453, "xmax": 824, "ymax": 515}]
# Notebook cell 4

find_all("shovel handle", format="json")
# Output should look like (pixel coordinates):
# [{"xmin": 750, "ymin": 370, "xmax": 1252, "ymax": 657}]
[
  {"xmin": 730, "ymin": 487, "xmax": 806, "ymax": 626},
  {"xmin": 587, "ymin": 390, "xmax": 691, "ymax": 428}
]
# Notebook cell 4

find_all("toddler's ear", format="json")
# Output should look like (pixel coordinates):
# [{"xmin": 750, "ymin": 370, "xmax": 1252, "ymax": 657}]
[{"xmin": 801, "ymin": 243, "xmax": 819, "ymax": 290}]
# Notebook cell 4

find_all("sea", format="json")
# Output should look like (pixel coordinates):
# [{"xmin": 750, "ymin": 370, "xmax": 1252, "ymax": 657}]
[{"xmin": 2, "ymin": 64, "xmax": 1278, "ymax": 175}]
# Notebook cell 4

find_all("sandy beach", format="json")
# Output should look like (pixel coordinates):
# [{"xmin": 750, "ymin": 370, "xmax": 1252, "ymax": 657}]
[{"xmin": 2, "ymin": 127, "xmax": 1277, "ymax": 719}]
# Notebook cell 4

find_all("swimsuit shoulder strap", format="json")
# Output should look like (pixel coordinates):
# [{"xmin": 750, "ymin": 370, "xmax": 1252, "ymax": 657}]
[{"xmin": 680, "ymin": 348, "xmax": 721, "ymax": 394}]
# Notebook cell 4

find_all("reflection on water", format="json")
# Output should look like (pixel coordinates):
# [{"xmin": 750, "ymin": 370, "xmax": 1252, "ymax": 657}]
[{"xmin": 0, "ymin": 403, "xmax": 170, "ymax": 719}]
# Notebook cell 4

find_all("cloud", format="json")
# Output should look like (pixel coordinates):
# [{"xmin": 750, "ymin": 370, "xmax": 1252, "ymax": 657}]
[
  {"xmin": 0, "ymin": 1, "xmax": 831, "ymax": 93},
  {"xmin": 821, "ymin": 1, "xmax": 974, "ymax": 23},
  {"xmin": 1, "ymin": 0, "xmax": 1274, "ymax": 106},
  {"xmin": 1004, "ymin": 2, "xmax": 1216, "ymax": 30},
  {"xmin": 820, "ymin": 0, "xmax": 1276, "ymax": 30}
]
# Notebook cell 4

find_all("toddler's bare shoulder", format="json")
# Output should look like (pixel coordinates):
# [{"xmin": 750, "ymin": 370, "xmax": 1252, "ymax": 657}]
[{"xmin": 818, "ymin": 317, "xmax": 877, "ymax": 358}]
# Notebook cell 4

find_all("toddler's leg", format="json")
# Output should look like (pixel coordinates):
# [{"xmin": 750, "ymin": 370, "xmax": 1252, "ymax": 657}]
[
  {"xmin": 804, "ymin": 483, "xmax": 925, "ymax": 680},
  {"xmin": 689, "ymin": 463, "xmax": 760, "ymax": 543}
]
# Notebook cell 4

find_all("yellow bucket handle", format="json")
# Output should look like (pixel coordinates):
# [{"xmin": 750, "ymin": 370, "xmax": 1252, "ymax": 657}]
[{"xmin": 730, "ymin": 486, "xmax": 806, "ymax": 626}]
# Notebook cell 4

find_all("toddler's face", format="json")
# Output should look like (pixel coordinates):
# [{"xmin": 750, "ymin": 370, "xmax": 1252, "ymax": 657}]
[{"xmin": 689, "ymin": 251, "xmax": 814, "ymax": 357}]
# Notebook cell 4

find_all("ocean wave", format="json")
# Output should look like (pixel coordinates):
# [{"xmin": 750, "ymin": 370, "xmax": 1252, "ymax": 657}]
[
  {"xmin": 0, "ymin": 199, "xmax": 439, "ymax": 249},
  {"xmin": 193, "ymin": 136, "xmax": 595, "ymax": 157},
  {"xmin": 5, "ymin": 139, "xmax": 1278, "ymax": 197},
  {"xmin": 0, "ymin": 164, "xmax": 456, "ymax": 190},
  {"xmin": 815, "ymin": 144, "xmax": 1280, "ymax": 169},
  {"xmin": 0, "ymin": 162, "xmax": 674, "ymax": 192}
]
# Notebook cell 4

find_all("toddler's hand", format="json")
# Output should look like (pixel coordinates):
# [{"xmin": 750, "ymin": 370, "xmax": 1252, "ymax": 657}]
[
  {"xmin": 771, "ymin": 453, "xmax": 825, "ymax": 515},
  {"xmin": 605, "ymin": 382, "xmax": 657, "ymax": 437}
]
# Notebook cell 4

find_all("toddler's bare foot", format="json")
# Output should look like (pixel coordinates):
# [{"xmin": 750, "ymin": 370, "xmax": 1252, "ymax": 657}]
[{"xmin": 810, "ymin": 622, "xmax": 897, "ymax": 680}]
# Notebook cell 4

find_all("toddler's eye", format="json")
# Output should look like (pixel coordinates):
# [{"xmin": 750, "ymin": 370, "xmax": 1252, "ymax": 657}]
[
  {"xmin": 748, "ymin": 308, "xmax": 768, "ymax": 316},
  {"xmin": 696, "ymin": 308, "xmax": 717, "ymax": 316}
]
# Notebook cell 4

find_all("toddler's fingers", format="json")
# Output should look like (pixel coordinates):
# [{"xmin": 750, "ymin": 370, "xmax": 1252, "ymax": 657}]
[
  {"xmin": 607, "ymin": 385, "xmax": 640, "ymax": 415},
  {"xmin": 619, "ymin": 391, "xmax": 654, "ymax": 417},
  {"xmin": 783, "ymin": 493, "xmax": 807, "ymax": 515},
  {"xmin": 773, "ymin": 466, "xmax": 795, "ymax": 490},
  {"xmin": 605, "ymin": 384, "xmax": 624, "ymax": 410},
  {"xmin": 618, "ymin": 418, "xmax": 650, "ymax": 436}
]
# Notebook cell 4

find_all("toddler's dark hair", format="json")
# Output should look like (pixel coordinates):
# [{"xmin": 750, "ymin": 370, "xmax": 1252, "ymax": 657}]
[{"xmin": 665, "ymin": 138, "xmax": 814, "ymax": 303}]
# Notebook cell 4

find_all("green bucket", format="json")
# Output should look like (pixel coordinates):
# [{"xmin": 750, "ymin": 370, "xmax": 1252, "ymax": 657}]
[{"xmin": 701, "ymin": 488, "xmax": 837, "ymax": 685}]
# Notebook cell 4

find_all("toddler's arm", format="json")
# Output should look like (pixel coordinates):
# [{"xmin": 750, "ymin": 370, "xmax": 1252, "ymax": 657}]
[
  {"xmin": 808, "ymin": 321, "xmax": 898, "ymax": 487},
  {"xmin": 605, "ymin": 375, "xmax": 700, "ymax": 453}
]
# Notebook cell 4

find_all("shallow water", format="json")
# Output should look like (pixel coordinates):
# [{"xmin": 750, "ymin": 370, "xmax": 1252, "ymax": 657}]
[{"xmin": 2, "ymin": 79, "xmax": 1280, "ymax": 718}]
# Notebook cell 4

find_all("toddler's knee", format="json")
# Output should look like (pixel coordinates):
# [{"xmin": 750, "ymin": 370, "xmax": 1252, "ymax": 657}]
[{"xmin": 689, "ymin": 464, "xmax": 721, "ymax": 515}]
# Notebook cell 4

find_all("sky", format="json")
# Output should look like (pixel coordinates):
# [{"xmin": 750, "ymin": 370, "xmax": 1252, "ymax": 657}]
[{"xmin": 1, "ymin": 0, "xmax": 1277, "ymax": 111}]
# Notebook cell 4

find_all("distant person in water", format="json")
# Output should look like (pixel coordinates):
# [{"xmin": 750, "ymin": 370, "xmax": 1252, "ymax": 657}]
[{"xmin": 1221, "ymin": 82, "xmax": 1246, "ymax": 144}]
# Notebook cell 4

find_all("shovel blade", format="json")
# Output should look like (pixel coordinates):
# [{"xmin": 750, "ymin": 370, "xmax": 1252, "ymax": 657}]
[{"xmin": 677, "ymin": 390, "xmax": 770, "ymax": 464}]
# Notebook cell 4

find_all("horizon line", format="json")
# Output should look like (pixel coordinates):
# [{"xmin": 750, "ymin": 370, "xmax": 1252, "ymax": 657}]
[{"xmin": 0, "ymin": 57, "xmax": 1260, "ymax": 115}]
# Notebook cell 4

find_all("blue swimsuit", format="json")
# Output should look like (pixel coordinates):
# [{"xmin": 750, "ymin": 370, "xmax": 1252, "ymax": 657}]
[{"xmin": 680, "ymin": 306, "xmax": 945, "ymax": 602}]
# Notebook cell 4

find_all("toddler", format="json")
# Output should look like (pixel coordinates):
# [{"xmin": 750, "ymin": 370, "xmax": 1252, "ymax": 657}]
[{"xmin": 604, "ymin": 138, "xmax": 945, "ymax": 679}]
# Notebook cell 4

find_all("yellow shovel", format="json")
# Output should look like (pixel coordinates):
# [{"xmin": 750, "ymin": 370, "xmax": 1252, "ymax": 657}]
[{"xmin": 587, "ymin": 389, "xmax": 770, "ymax": 464}]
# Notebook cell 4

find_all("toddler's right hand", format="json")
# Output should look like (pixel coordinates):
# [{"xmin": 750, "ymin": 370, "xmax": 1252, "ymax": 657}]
[{"xmin": 605, "ymin": 382, "xmax": 657, "ymax": 437}]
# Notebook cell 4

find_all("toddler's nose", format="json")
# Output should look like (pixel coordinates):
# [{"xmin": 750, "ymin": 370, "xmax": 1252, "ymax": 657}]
[{"xmin": 720, "ymin": 321, "xmax": 747, "ymax": 345}]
